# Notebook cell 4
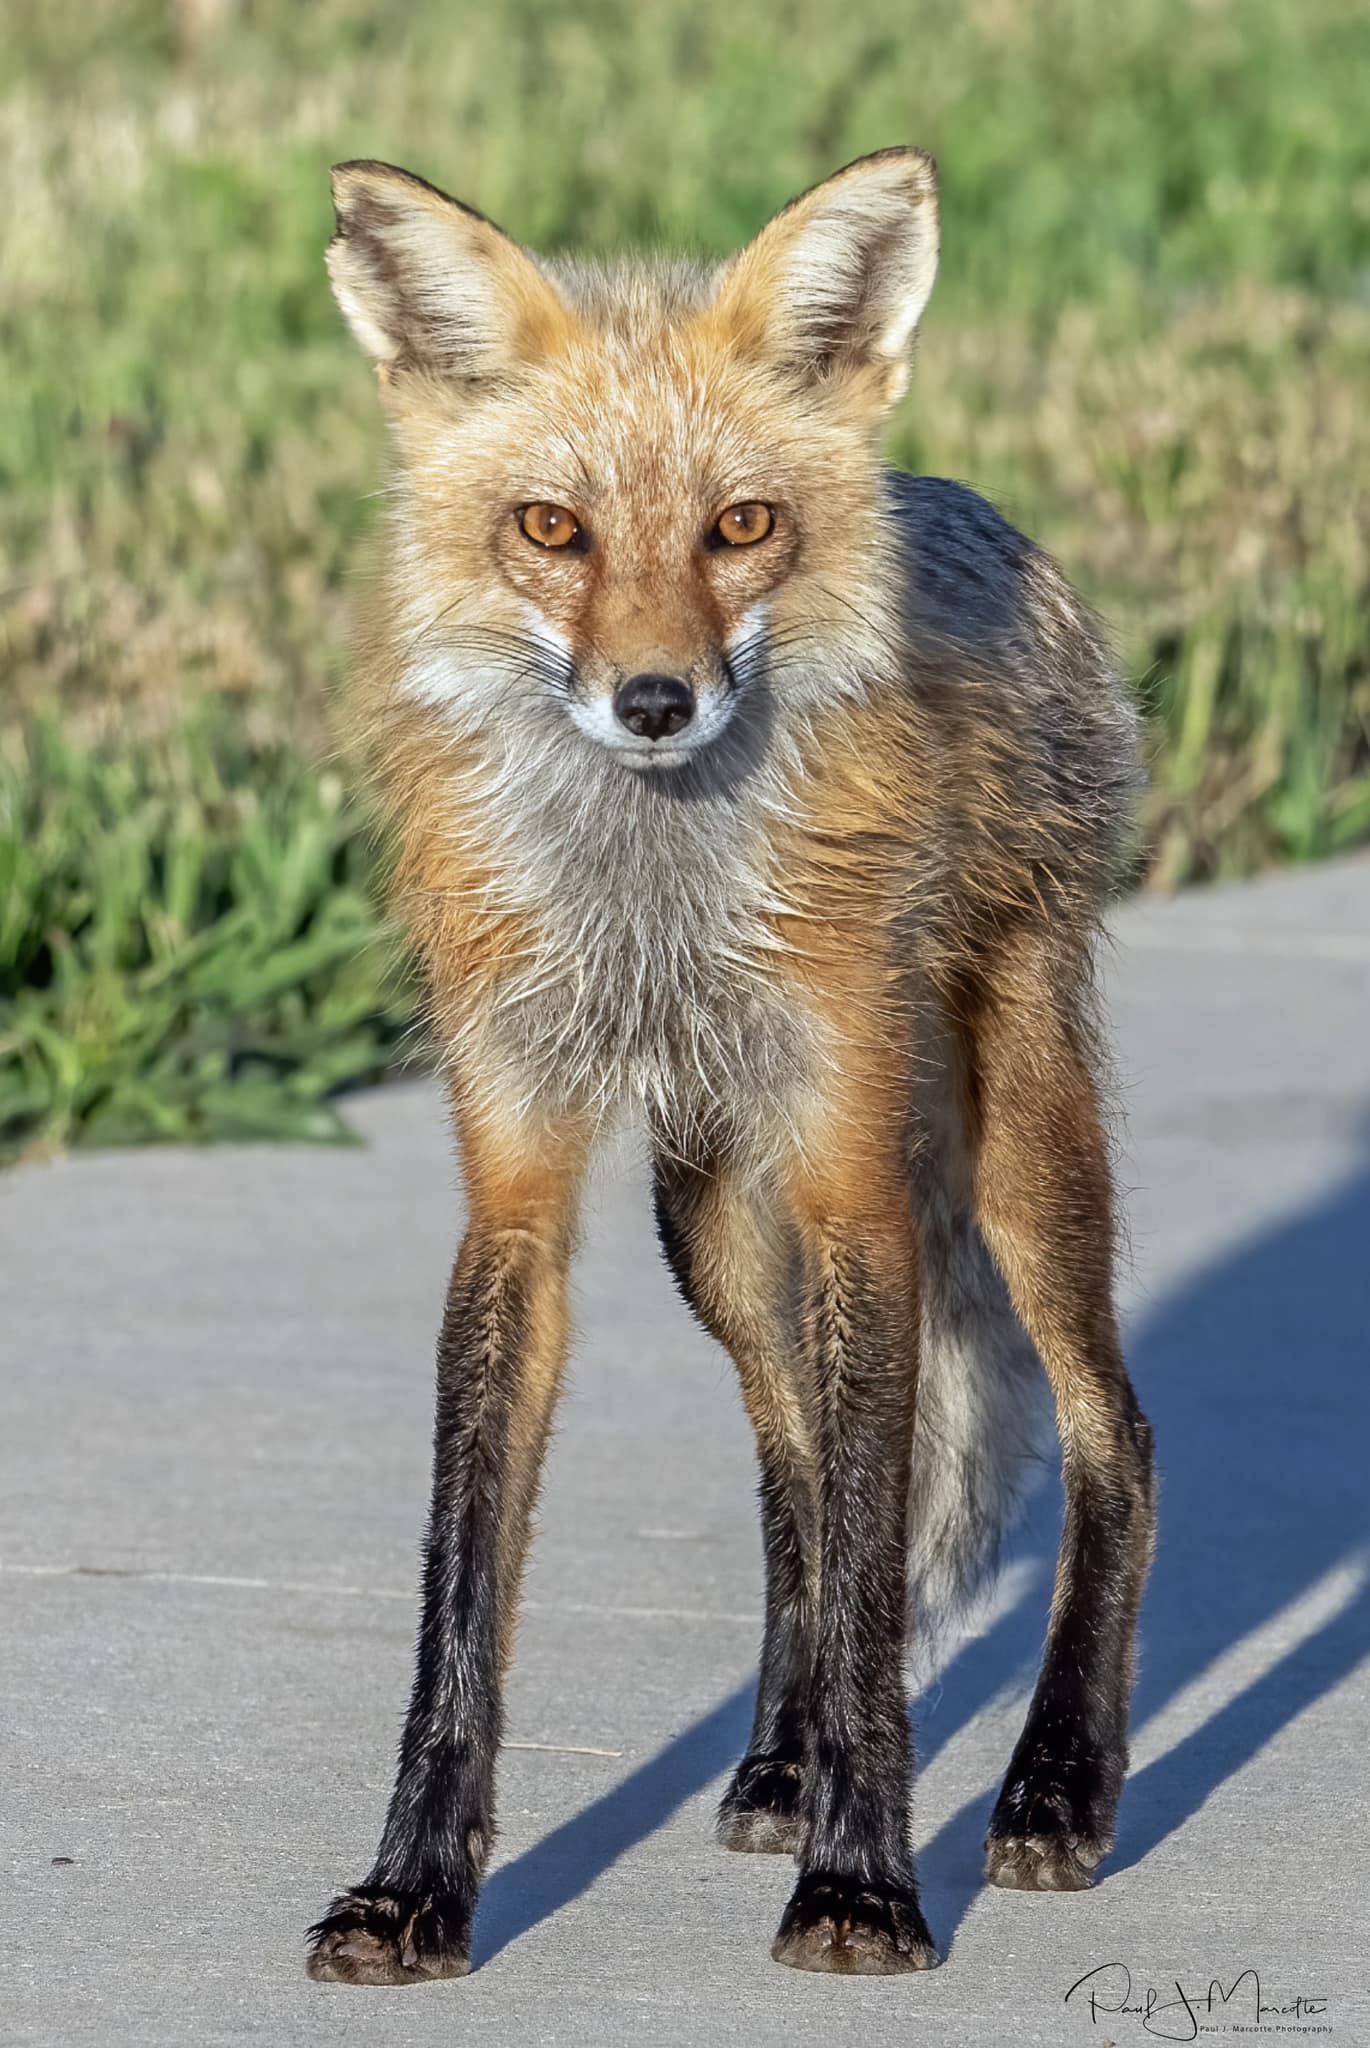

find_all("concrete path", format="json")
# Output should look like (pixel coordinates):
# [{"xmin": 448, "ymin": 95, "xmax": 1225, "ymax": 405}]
[{"xmin": 3, "ymin": 861, "xmax": 1369, "ymax": 2045}]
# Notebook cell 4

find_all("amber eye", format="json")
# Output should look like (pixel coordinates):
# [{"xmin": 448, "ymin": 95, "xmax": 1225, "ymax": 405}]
[
  {"xmin": 520, "ymin": 502, "xmax": 580, "ymax": 549},
  {"xmin": 714, "ymin": 501, "xmax": 774, "ymax": 547}
]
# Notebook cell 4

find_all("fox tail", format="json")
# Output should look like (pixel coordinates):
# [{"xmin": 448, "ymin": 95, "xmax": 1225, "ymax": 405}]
[{"xmin": 908, "ymin": 1203, "xmax": 1054, "ymax": 1638}]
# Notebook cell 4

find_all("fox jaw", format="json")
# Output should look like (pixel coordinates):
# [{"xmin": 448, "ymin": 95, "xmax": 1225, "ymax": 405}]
[{"xmin": 327, "ymin": 149, "xmax": 939, "ymax": 770}]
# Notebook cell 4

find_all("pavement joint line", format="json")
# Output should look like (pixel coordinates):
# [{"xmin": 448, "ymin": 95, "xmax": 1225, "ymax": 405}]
[
  {"xmin": 1116, "ymin": 926, "xmax": 1370, "ymax": 963},
  {"xmin": 0, "ymin": 1560, "xmax": 762, "ymax": 1628},
  {"xmin": 503, "ymin": 1740, "xmax": 624, "ymax": 1757}
]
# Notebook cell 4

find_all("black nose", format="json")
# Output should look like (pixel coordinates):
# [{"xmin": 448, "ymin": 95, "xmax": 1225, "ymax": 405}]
[{"xmin": 613, "ymin": 672, "xmax": 695, "ymax": 742}]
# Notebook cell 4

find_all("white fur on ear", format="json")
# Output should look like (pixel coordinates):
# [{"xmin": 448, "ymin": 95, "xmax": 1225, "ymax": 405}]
[
  {"xmin": 713, "ymin": 149, "xmax": 940, "ymax": 403},
  {"xmin": 326, "ymin": 239, "xmax": 403, "ymax": 364},
  {"xmin": 326, "ymin": 160, "xmax": 569, "ymax": 379}
]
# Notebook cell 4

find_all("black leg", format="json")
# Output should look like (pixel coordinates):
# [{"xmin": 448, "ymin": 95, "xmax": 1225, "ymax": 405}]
[
  {"xmin": 653, "ymin": 1151, "xmax": 817, "ymax": 1854},
  {"xmin": 984, "ymin": 1420, "xmax": 1153, "ymax": 1890},
  {"xmin": 307, "ymin": 1118, "xmax": 582, "ymax": 1984},
  {"xmin": 969, "ymin": 959, "xmax": 1157, "ymax": 1892},
  {"xmin": 771, "ymin": 1220, "xmax": 939, "ymax": 1975},
  {"xmin": 716, "ymin": 1455, "xmax": 813, "ymax": 1852}
]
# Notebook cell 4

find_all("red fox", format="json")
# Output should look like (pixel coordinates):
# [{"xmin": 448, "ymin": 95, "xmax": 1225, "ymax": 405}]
[{"xmin": 306, "ymin": 147, "xmax": 1155, "ymax": 1983}]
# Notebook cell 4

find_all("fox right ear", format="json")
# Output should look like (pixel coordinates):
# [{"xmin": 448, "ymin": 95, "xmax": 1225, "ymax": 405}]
[
  {"xmin": 326, "ymin": 161, "xmax": 572, "ymax": 383},
  {"xmin": 710, "ymin": 149, "xmax": 939, "ymax": 412}
]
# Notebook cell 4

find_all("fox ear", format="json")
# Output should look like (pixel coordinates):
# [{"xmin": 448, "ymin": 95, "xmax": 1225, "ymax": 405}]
[
  {"xmin": 326, "ymin": 160, "xmax": 571, "ymax": 382},
  {"xmin": 711, "ymin": 149, "xmax": 939, "ymax": 409}
]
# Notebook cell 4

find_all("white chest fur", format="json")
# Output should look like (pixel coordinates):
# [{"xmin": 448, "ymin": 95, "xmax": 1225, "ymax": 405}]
[{"xmin": 445, "ymin": 729, "xmax": 811, "ymax": 1142}]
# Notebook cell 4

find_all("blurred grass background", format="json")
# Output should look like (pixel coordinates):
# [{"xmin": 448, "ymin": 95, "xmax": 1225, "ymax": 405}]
[{"xmin": 3, "ymin": 0, "xmax": 1369, "ymax": 1154}]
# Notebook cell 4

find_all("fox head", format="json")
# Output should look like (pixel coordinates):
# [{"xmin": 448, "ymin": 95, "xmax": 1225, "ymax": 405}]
[{"xmin": 327, "ymin": 150, "xmax": 938, "ymax": 769}]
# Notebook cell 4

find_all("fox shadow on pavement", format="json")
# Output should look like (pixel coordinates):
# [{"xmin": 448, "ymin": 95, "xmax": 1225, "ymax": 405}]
[
  {"xmin": 915, "ymin": 1138, "xmax": 1370, "ymax": 1950},
  {"xmin": 475, "ymin": 1140, "xmax": 1370, "ymax": 1967}
]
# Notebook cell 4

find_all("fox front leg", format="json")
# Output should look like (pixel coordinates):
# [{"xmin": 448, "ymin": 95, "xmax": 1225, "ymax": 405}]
[
  {"xmin": 306, "ymin": 1106, "xmax": 587, "ymax": 1984},
  {"xmin": 770, "ymin": 1165, "xmax": 939, "ymax": 1976}
]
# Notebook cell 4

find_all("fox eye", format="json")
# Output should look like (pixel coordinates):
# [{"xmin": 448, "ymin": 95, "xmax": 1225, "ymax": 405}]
[
  {"xmin": 714, "ymin": 502, "xmax": 774, "ymax": 546},
  {"xmin": 520, "ymin": 503, "xmax": 580, "ymax": 549}
]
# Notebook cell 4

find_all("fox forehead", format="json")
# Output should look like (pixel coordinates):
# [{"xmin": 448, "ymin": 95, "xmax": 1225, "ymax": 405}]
[{"xmin": 391, "ymin": 269, "xmax": 868, "ymax": 516}]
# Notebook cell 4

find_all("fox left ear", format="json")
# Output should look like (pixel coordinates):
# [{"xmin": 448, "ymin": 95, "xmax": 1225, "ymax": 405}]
[
  {"xmin": 710, "ymin": 149, "xmax": 939, "ymax": 412},
  {"xmin": 326, "ymin": 159, "xmax": 573, "ymax": 386}
]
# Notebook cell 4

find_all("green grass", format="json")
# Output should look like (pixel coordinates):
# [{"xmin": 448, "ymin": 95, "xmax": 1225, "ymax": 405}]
[
  {"xmin": 2, "ymin": 0, "xmax": 1369, "ymax": 1151},
  {"xmin": 0, "ymin": 715, "xmax": 411, "ymax": 1158}
]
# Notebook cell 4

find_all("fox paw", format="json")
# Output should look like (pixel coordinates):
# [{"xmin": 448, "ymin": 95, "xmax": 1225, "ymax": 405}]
[
  {"xmin": 306, "ymin": 1886, "xmax": 472, "ymax": 1985},
  {"xmin": 984, "ymin": 1759, "xmax": 1117, "ymax": 1892},
  {"xmin": 717, "ymin": 1752, "xmax": 804, "ymax": 1854},
  {"xmin": 772, "ymin": 1872, "xmax": 939, "ymax": 1975}
]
